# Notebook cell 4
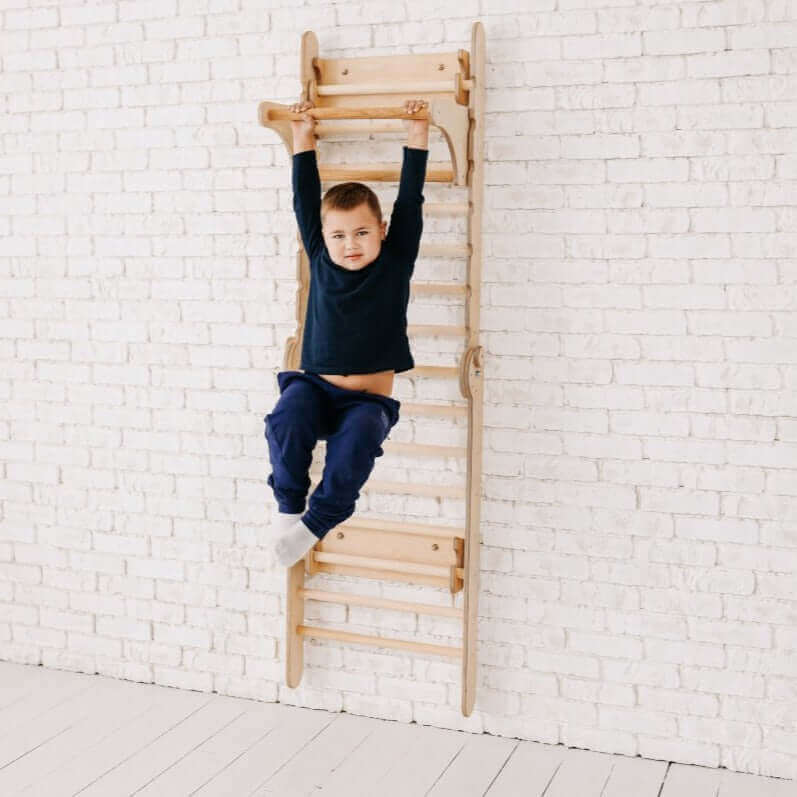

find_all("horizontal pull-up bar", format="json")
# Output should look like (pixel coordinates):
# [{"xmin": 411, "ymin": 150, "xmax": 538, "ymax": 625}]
[{"xmin": 263, "ymin": 105, "xmax": 429, "ymax": 121}]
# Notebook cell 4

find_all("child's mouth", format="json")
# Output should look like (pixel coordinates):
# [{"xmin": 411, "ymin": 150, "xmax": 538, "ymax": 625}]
[{"xmin": 346, "ymin": 255, "xmax": 361, "ymax": 259}]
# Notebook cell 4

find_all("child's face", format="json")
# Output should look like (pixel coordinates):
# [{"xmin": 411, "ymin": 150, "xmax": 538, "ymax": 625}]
[{"xmin": 321, "ymin": 203, "xmax": 387, "ymax": 270}]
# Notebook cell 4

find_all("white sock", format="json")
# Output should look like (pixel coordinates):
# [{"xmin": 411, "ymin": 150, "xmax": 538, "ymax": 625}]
[
  {"xmin": 274, "ymin": 518, "xmax": 319, "ymax": 567},
  {"xmin": 269, "ymin": 511, "xmax": 303, "ymax": 537}
]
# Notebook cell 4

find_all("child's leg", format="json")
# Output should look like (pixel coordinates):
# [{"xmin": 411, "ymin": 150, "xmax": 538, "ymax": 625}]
[
  {"xmin": 264, "ymin": 376, "xmax": 326, "ymax": 516},
  {"xmin": 302, "ymin": 401, "xmax": 396, "ymax": 540}
]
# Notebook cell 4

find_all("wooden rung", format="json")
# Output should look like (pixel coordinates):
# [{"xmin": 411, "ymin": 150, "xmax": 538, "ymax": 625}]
[
  {"xmin": 399, "ymin": 401, "xmax": 468, "ymax": 418},
  {"xmin": 424, "ymin": 202, "xmax": 469, "ymax": 216},
  {"xmin": 408, "ymin": 324, "xmax": 467, "ymax": 337},
  {"xmin": 312, "ymin": 562, "xmax": 453, "ymax": 589},
  {"xmin": 363, "ymin": 480, "xmax": 466, "ymax": 499},
  {"xmin": 310, "ymin": 475, "xmax": 466, "ymax": 500},
  {"xmin": 299, "ymin": 588, "xmax": 463, "ymax": 618},
  {"xmin": 319, "ymin": 163, "xmax": 453, "ymax": 182},
  {"xmin": 342, "ymin": 516, "xmax": 465, "ymax": 540},
  {"xmin": 411, "ymin": 282, "xmax": 468, "ymax": 298},
  {"xmin": 419, "ymin": 243, "xmax": 471, "ymax": 258},
  {"xmin": 408, "ymin": 365, "xmax": 460, "ymax": 379},
  {"xmin": 313, "ymin": 551, "xmax": 449, "ymax": 577},
  {"xmin": 316, "ymin": 79, "xmax": 473, "ymax": 96},
  {"xmin": 384, "ymin": 441, "xmax": 467, "ymax": 459},
  {"xmin": 265, "ymin": 105, "xmax": 431, "ymax": 121},
  {"xmin": 297, "ymin": 625, "xmax": 462, "ymax": 658},
  {"xmin": 315, "ymin": 120, "xmax": 409, "ymax": 136}
]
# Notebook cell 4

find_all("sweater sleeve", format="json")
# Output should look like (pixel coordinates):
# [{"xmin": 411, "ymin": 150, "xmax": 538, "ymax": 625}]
[
  {"xmin": 384, "ymin": 146, "xmax": 428, "ymax": 269},
  {"xmin": 292, "ymin": 149, "xmax": 324, "ymax": 261}
]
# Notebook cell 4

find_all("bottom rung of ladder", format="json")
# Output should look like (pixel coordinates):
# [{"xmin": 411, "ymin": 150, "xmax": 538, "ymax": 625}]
[{"xmin": 297, "ymin": 625, "xmax": 462, "ymax": 659}]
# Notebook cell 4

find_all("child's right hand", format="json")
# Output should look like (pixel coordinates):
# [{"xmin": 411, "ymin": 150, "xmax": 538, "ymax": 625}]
[{"xmin": 290, "ymin": 100, "xmax": 316, "ymax": 138}]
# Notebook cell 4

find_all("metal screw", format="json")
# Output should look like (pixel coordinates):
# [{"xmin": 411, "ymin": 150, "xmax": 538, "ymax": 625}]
[
  {"xmin": 432, "ymin": 543, "xmax": 439, "ymax": 551},
  {"xmin": 336, "ymin": 531, "xmax": 344, "ymax": 539}
]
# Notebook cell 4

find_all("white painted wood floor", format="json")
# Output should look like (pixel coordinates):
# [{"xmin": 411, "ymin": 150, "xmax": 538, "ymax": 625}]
[{"xmin": 0, "ymin": 660, "xmax": 792, "ymax": 797}]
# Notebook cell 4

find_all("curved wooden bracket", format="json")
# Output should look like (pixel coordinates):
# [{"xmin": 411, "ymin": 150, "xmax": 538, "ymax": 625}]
[
  {"xmin": 459, "ymin": 344, "xmax": 483, "ymax": 400},
  {"xmin": 427, "ymin": 96, "xmax": 470, "ymax": 186}
]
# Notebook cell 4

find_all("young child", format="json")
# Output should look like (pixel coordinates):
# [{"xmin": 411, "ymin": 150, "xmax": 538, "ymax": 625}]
[{"xmin": 264, "ymin": 97, "xmax": 430, "ymax": 567}]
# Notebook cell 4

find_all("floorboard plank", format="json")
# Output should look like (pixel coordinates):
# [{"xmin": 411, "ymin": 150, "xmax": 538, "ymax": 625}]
[
  {"xmin": 193, "ymin": 705, "xmax": 334, "ymax": 797},
  {"xmin": 0, "ymin": 669, "xmax": 96, "ymax": 736},
  {"xmin": 309, "ymin": 715, "xmax": 421, "ymax": 797},
  {"xmin": 660, "ymin": 762, "xmax": 721, "ymax": 796},
  {"xmin": 0, "ymin": 677, "xmax": 159, "ymax": 794},
  {"xmin": 75, "ymin": 695, "xmax": 248, "ymax": 796},
  {"xmin": 426, "ymin": 734, "xmax": 517, "ymax": 797},
  {"xmin": 20, "ymin": 688, "xmax": 213, "ymax": 797},
  {"xmin": 0, "ymin": 676, "xmax": 121, "ymax": 776},
  {"xmin": 543, "ymin": 748, "xmax": 615, "ymax": 797},
  {"xmin": 135, "ymin": 703, "xmax": 299, "ymax": 797},
  {"xmin": 601, "ymin": 754, "xmax": 668, "ymax": 797},
  {"xmin": 719, "ymin": 769, "xmax": 796, "ymax": 797},
  {"xmin": 250, "ymin": 713, "xmax": 381, "ymax": 796},
  {"xmin": 484, "ymin": 741, "xmax": 566, "ymax": 796},
  {"xmin": 370, "ymin": 726, "xmax": 467, "ymax": 797}
]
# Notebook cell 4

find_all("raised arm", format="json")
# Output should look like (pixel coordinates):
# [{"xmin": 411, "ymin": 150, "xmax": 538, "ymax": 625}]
[
  {"xmin": 384, "ymin": 99, "xmax": 430, "ymax": 269},
  {"xmin": 290, "ymin": 101, "xmax": 324, "ymax": 261}
]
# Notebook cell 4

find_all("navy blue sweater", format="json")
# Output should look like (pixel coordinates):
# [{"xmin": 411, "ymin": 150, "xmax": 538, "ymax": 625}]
[{"xmin": 292, "ymin": 146, "xmax": 428, "ymax": 375}]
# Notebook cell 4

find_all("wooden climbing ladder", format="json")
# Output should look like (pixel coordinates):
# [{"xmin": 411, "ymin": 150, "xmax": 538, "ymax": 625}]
[{"xmin": 258, "ymin": 22, "xmax": 486, "ymax": 717}]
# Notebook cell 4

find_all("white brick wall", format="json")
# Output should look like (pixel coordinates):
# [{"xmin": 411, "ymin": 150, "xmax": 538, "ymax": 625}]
[{"xmin": 1, "ymin": 0, "xmax": 796, "ymax": 782}]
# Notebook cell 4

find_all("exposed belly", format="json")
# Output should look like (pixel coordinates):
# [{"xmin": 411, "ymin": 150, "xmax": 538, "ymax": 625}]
[{"xmin": 316, "ymin": 370, "xmax": 395, "ymax": 397}]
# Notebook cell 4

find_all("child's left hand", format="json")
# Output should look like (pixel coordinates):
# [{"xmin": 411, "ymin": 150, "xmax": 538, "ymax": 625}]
[{"xmin": 403, "ymin": 99, "xmax": 429, "ymax": 133}]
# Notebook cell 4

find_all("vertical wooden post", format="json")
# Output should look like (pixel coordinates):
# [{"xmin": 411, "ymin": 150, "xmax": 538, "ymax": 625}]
[{"xmin": 461, "ymin": 20, "xmax": 486, "ymax": 719}]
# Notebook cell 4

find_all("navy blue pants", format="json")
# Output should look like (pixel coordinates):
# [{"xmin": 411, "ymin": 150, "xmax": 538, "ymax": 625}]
[{"xmin": 264, "ymin": 371, "xmax": 401, "ymax": 540}]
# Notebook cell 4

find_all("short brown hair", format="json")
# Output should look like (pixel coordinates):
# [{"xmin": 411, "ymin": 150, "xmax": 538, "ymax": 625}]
[{"xmin": 321, "ymin": 182, "xmax": 382, "ymax": 226}]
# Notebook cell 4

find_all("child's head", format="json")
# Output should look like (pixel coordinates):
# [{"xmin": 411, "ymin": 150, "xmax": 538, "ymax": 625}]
[{"xmin": 321, "ymin": 182, "xmax": 387, "ymax": 270}]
